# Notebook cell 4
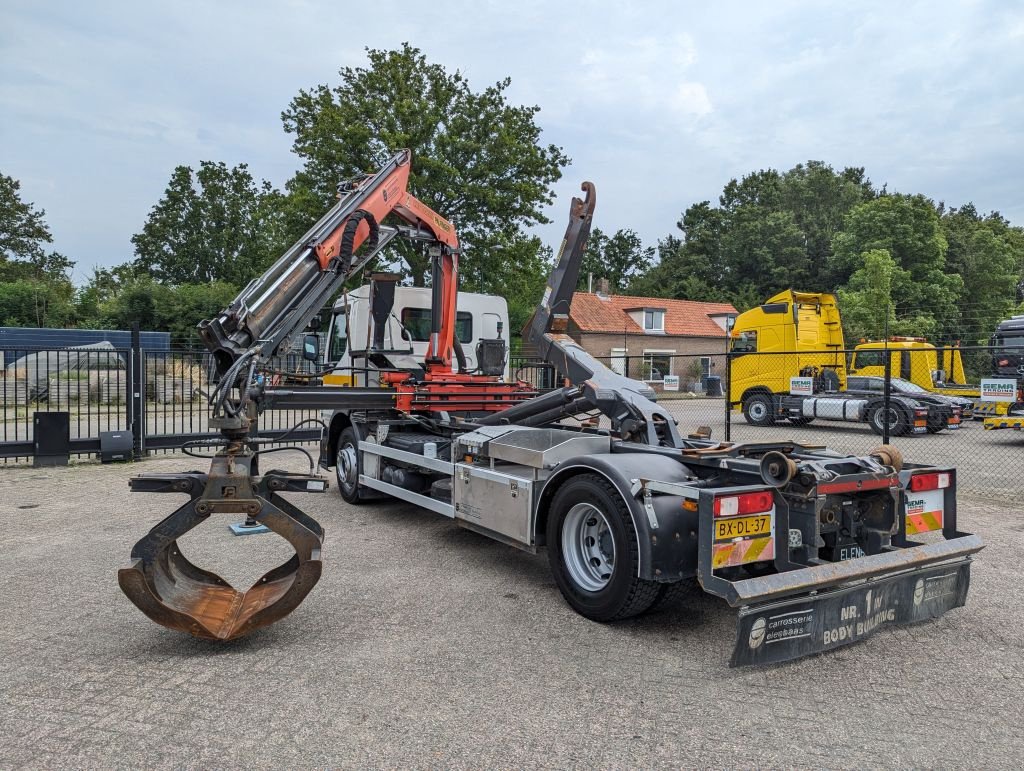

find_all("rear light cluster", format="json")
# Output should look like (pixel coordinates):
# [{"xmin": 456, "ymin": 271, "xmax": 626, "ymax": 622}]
[
  {"xmin": 909, "ymin": 472, "xmax": 951, "ymax": 492},
  {"xmin": 714, "ymin": 490, "xmax": 774, "ymax": 517}
]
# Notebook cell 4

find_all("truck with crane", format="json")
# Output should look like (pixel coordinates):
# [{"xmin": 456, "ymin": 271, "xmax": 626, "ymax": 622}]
[{"xmin": 119, "ymin": 151, "xmax": 980, "ymax": 666}]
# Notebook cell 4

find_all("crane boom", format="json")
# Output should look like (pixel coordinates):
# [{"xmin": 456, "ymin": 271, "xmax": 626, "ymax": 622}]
[{"xmin": 198, "ymin": 149, "xmax": 458, "ymax": 375}]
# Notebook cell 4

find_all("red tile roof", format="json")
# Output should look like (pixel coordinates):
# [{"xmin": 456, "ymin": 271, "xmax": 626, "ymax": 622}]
[{"xmin": 570, "ymin": 293, "xmax": 737, "ymax": 337}]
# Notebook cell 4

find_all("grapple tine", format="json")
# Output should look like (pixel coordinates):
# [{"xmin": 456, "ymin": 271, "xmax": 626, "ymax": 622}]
[{"xmin": 119, "ymin": 451, "xmax": 326, "ymax": 641}]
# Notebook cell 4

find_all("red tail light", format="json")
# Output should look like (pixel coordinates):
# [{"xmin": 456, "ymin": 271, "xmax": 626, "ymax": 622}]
[
  {"xmin": 714, "ymin": 490, "xmax": 774, "ymax": 517},
  {"xmin": 909, "ymin": 472, "xmax": 951, "ymax": 492}
]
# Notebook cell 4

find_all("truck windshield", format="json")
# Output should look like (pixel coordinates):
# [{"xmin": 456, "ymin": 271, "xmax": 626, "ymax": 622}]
[
  {"xmin": 853, "ymin": 351, "xmax": 885, "ymax": 368},
  {"xmin": 995, "ymin": 334, "xmax": 1024, "ymax": 349}
]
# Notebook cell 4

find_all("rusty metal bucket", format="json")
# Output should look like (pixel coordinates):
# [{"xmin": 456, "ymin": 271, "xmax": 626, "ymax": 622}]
[{"xmin": 118, "ymin": 453, "xmax": 326, "ymax": 641}]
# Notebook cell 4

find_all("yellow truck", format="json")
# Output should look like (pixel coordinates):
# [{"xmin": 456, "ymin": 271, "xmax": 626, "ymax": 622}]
[
  {"xmin": 849, "ymin": 338, "xmax": 1013, "ymax": 418},
  {"xmin": 729, "ymin": 291, "xmax": 960, "ymax": 435}
]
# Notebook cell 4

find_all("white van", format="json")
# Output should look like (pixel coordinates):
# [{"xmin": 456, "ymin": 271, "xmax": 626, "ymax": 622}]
[{"xmin": 322, "ymin": 285, "xmax": 510, "ymax": 385}]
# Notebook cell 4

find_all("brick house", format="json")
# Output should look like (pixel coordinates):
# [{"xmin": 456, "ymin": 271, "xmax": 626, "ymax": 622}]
[{"xmin": 526, "ymin": 291, "xmax": 737, "ymax": 392}]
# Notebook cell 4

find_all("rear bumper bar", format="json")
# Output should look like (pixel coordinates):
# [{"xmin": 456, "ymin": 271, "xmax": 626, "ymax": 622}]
[{"xmin": 709, "ymin": 532, "xmax": 982, "ymax": 608}]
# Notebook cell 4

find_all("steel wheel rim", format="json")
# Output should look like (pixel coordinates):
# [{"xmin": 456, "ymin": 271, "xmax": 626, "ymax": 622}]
[
  {"xmin": 749, "ymin": 401, "xmax": 768, "ymax": 421},
  {"xmin": 562, "ymin": 502, "xmax": 615, "ymax": 592},
  {"xmin": 337, "ymin": 443, "xmax": 358, "ymax": 494},
  {"xmin": 877, "ymin": 407, "xmax": 898, "ymax": 429}
]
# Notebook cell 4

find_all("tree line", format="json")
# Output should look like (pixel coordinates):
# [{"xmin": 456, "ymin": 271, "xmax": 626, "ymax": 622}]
[{"xmin": 2, "ymin": 44, "xmax": 1022, "ymax": 348}]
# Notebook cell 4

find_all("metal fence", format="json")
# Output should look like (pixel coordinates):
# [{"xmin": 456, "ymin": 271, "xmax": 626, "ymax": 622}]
[
  {"xmin": 538, "ymin": 347, "xmax": 1020, "ymax": 503},
  {"xmin": 3, "ymin": 339, "xmax": 1020, "ymax": 503},
  {"xmin": 640, "ymin": 346, "xmax": 1022, "ymax": 503},
  {"xmin": 0, "ymin": 338, "xmax": 322, "ymax": 463}
]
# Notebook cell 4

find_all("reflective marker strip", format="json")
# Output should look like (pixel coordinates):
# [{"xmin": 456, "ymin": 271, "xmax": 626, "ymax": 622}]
[
  {"xmin": 906, "ymin": 510, "xmax": 943, "ymax": 535},
  {"xmin": 712, "ymin": 536, "xmax": 775, "ymax": 568}
]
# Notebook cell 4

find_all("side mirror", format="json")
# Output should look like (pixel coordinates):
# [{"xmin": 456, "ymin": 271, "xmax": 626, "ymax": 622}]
[{"xmin": 302, "ymin": 334, "xmax": 320, "ymax": 362}]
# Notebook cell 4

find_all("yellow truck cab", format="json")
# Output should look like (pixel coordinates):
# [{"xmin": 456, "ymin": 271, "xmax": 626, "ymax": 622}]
[{"xmin": 729, "ymin": 290, "xmax": 847, "ymax": 420}]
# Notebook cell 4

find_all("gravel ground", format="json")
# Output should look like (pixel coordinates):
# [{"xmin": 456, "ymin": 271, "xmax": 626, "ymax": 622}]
[{"xmin": 1, "ymin": 454, "xmax": 1022, "ymax": 768}]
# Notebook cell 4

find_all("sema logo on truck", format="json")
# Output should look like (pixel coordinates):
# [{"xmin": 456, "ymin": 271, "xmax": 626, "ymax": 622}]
[
  {"xmin": 789, "ymin": 376, "xmax": 814, "ymax": 396},
  {"xmin": 980, "ymin": 379, "xmax": 1017, "ymax": 402}
]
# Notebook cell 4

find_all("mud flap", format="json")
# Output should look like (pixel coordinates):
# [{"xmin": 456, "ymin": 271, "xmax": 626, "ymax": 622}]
[{"xmin": 731, "ymin": 559, "xmax": 972, "ymax": 666}]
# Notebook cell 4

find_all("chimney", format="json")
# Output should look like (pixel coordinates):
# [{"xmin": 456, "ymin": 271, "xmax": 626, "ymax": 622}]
[{"xmin": 596, "ymin": 277, "xmax": 611, "ymax": 297}]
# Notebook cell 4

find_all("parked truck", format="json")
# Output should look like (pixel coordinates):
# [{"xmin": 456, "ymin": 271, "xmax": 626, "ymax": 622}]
[
  {"xmin": 729, "ymin": 291, "xmax": 960, "ymax": 435},
  {"xmin": 120, "ymin": 152, "xmax": 981, "ymax": 667},
  {"xmin": 849, "ymin": 337, "xmax": 1009, "ymax": 418}
]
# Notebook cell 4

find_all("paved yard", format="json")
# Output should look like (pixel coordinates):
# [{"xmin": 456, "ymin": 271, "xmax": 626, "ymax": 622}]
[{"xmin": 1, "ymin": 454, "xmax": 1022, "ymax": 768}]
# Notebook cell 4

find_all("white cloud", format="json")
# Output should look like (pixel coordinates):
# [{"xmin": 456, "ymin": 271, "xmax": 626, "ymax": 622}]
[
  {"xmin": 577, "ymin": 34, "xmax": 712, "ymax": 121},
  {"xmin": 1, "ymin": 0, "xmax": 1022, "ymax": 275}
]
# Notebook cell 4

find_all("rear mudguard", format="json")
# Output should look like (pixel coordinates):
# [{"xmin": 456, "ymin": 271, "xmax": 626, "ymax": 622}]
[{"xmin": 540, "ymin": 452, "xmax": 699, "ymax": 582}]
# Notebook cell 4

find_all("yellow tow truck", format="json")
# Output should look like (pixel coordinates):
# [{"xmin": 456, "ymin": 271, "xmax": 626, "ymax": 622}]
[{"xmin": 849, "ymin": 337, "xmax": 1011, "ymax": 418}]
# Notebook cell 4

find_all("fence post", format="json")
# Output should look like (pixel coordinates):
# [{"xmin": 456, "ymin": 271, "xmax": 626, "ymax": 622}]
[
  {"xmin": 130, "ymin": 323, "xmax": 144, "ymax": 459},
  {"xmin": 882, "ymin": 315, "xmax": 891, "ymax": 445},
  {"xmin": 724, "ymin": 350, "xmax": 732, "ymax": 442}
]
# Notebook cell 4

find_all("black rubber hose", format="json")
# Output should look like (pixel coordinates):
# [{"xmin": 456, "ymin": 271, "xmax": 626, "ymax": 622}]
[{"xmin": 337, "ymin": 210, "xmax": 379, "ymax": 272}]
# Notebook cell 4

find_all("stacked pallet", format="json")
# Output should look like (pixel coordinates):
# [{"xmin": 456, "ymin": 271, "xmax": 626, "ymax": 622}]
[
  {"xmin": 48, "ymin": 377, "xmax": 85, "ymax": 403},
  {"xmin": 154, "ymin": 377, "xmax": 193, "ymax": 404},
  {"xmin": 0, "ymin": 376, "xmax": 28, "ymax": 406},
  {"xmin": 89, "ymin": 370, "xmax": 123, "ymax": 404}
]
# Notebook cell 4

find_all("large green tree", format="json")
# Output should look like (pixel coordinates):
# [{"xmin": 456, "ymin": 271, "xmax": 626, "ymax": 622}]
[
  {"xmin": 644, "ymin": 161, "xmax": 874, "ymax": 309},
  {"xmin": 577, "ymin": 227, "xmax": 654, "ymax": 292},
  {"xmin": 831, "ymin": 194, "xmax": 962, "ymax": 339},
  {"xmin": 940, "ymin": 204, "xmax": 1023, "ymax": 343},
  {"xmin": 0, "ymin": 172, "xmax": 75, "ymax": 326},
  {"xmin": 131, "ymin": 162, "xmax": 287, "ymax": 285},
  {"xmin": 280, "ymin": 43, "xmax": 569, "ymax": 293}
]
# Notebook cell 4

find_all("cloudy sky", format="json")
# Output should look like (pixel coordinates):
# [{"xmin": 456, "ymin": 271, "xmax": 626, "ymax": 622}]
[{"xmin": 3, "ymin": 0, "xmax": 1023, "ymax": 284}]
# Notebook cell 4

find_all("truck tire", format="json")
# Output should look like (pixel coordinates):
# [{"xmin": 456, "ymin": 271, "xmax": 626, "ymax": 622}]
[
  {"xmin": 650, "ymin": 579, "xmax": 700, "ymax": 611},
  {"xmin": 743, "ymin": 394, "xmax": 775, "ymax": 426},
  {"xmin": 336, "ymin": 427, "xmax": 368, "ymax": 504},
  {"xmin": 546, "ymin": 474, "xmax": 661, "ymax": 622},
  {"xmin": 869, "ymin": 405, "xmax": 909, "ymax": 437}
]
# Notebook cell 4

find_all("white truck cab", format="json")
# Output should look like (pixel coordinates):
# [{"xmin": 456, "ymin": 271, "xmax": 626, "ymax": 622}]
[{"xmin": 322, "ymin": 285, "xmax": 510, "ymax": 385}]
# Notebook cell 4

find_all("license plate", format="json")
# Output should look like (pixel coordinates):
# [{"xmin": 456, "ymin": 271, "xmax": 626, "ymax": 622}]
[
  {"xmin": 715, "ymin": 514, "xmax": 772, "ymax": 542},
  {"xmin": 731, "ymin": 560, "xmax": 971, "ymax": 666}
]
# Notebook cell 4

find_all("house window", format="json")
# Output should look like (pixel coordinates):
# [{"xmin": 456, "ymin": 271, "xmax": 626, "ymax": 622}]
[
  {"xmin": 643, "ymin": 351, "xmax": 673, "ymax": 383},
  {"xmin": 643, "ymin": 309, "xmax": 665, "ymax": 332},
  {"xmin": 700, "ymin": 356, "xmax": 712, "ymax": 377}
]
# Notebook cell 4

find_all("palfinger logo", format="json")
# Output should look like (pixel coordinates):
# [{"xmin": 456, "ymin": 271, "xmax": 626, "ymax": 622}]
[
  {"xmin": 749, "ymin": 617, "xmax": 766, "ymax": 649},
  {"xmin": 913, "ymin": 578, "xmax": 925, "ymax": 606}
]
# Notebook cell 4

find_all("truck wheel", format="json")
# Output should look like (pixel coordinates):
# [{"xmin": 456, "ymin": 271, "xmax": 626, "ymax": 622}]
[
  {"xmin": 869, "ymin": 406, "xmax": 908, "ymax": 437},
  {"xmin": 743, "ymin": 394, "xmax": 775, "ymax": 426},
  {"xmin": 546, "ymin": 474, "xmax": 661, "ymax": 622},
  {"xmin": 336, "ymin": 427, "xmax": 367, "ymax": 504}
]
